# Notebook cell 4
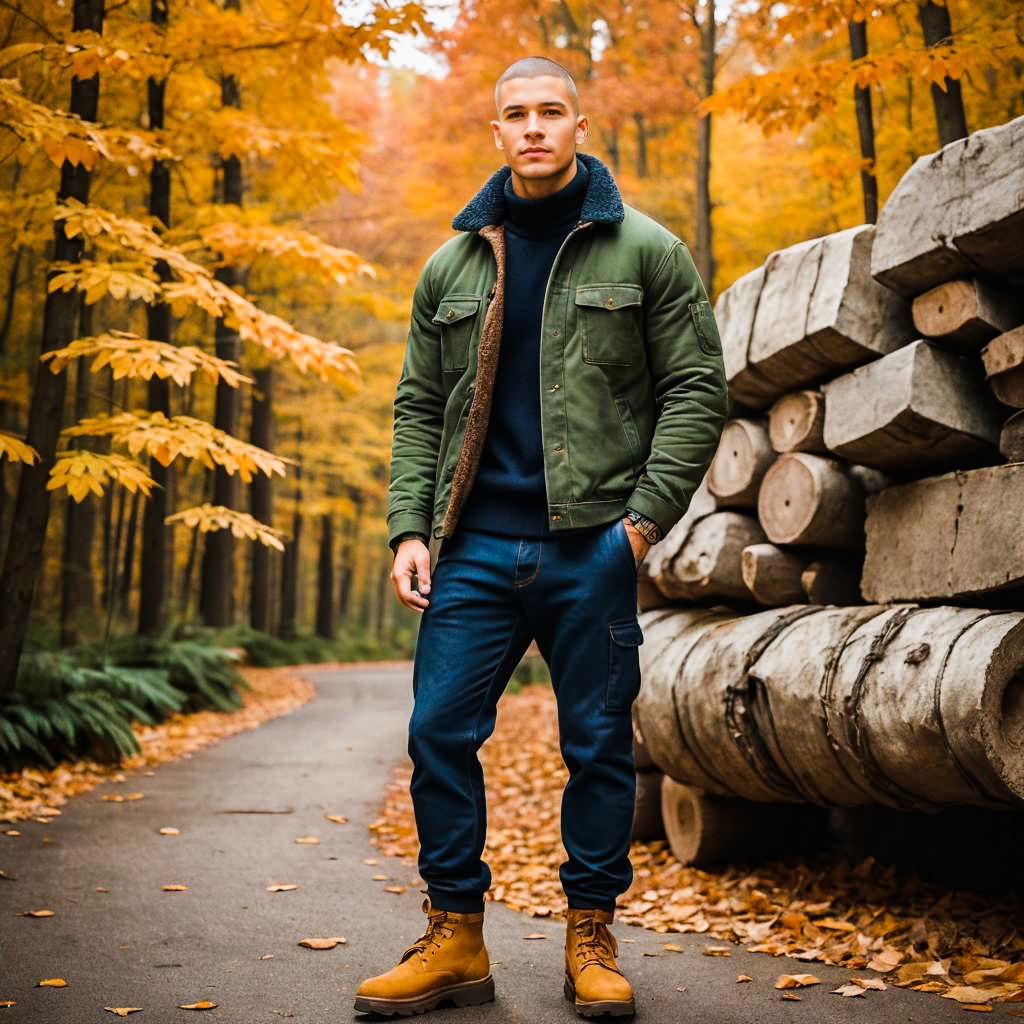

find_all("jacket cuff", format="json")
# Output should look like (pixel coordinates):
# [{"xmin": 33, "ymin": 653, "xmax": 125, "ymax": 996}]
[
  {"xmin": 623, "ymin": 488, "xmax": 680, "ymax": 540},
  {"xmin": 387, "ymin": 511, "xmax": 432, "ymax": 552}
]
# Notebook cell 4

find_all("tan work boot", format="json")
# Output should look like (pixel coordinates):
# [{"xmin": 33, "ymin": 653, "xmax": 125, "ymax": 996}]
[
  {"xmin": 354, "ymin": 895, "xmax": 494, "ymax": 1016},
  {"xmin": 564, "ymin": 908, "xmax": 636, "ymax": 1018}
]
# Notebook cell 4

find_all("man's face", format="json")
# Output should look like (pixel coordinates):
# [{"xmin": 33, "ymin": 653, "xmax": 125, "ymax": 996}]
[{"xmin": 491, "ymin": 75, "xmax": 587, "ymax": 184}]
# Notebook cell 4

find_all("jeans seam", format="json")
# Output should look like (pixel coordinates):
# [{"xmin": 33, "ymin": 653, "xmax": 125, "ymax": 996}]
[{"xmin": 466, "ymin": 611, "xmax": 525, "ymax": 891}]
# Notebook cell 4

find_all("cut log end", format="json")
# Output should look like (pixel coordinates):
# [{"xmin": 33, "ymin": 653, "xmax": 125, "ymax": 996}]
[
  {"xmin": 708, "ymin": 419, "xmax": 775, "ymax": 506},
  {"xmin": 768, "ymin": 391, "xmax": 826, "ymax": 454}
]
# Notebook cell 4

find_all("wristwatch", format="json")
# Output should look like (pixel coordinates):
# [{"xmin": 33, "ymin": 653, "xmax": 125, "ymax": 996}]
[{"xmin": 623, "ymin": 508, "xmax": 663, "ymax": 544}]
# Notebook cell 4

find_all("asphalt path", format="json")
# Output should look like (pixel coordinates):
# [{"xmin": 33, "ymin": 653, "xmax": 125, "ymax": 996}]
[{"xmin": 0, "ymin": 664, "xmax": 1005, "ymax": 1023}]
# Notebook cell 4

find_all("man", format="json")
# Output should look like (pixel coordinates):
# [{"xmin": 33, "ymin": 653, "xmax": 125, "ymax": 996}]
[{"xmin": 355, "ymin": 56, "xmax": 727, "ymax": 1018}]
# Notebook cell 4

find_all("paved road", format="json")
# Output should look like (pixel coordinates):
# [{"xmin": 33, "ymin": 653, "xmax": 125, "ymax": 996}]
[{"xmin": 0, "ymin": 665, "xmax": 1003, "ymax": 1022}]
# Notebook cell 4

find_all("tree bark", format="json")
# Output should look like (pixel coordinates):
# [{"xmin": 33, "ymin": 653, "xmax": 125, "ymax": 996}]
[
  {"xmin": 199, "ymin": 7, "xmax": 243, "ymax": 627},
  {"xmin": 138, "ymin": 0, "xmax": 172, "ymax": 636},
  {"xmin": 633, "ymin": 112, "xmax": 647, "ymax": 179},
  {"xmin": 315, "ymin": 512, "xmax": 334, "ymax": 639},
  {"xmin": 118, "ymin": 489, "xmax": 140, "ymax": 615},
  {"xmin": 918, "ymin": 1, "xmax": 968, "ymax": 146},
  {"xmin": 848, "ymin": 17, "xmax": 878, "ymax": 223},
  {"xmin": 694, "ymin": 0, "xmax": 716, "ymax": 288},
  {"xmin": 59, "ymin": 296, "xmax": 97, "ymax": 647},
  {"xmin": 278, "ymin": 453, "xmax": 302, "ymax": 639},
  {"xmin": 0, "ymin": 0, "xmax": 104, "ymax": 694},
  {"xmin": 248, "ymin": 366, "xmax": 273, "ymax": 631}
]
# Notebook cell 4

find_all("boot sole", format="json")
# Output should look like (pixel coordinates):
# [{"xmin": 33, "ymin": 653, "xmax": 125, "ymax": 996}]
[
  {"xmin": 564, "ymin": 973, "xmax": 635, "ymax": 1017},
  {"xmin": 354, "ymin": 974, "xmax": 495, "ymax": 1017}
]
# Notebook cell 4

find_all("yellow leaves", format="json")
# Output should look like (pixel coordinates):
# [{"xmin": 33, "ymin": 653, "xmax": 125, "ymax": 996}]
[
  {"xmin": 158, "ymin": 827, "xmax": 180, "ymax": 836},
  {"xmin": 324, "ymin": 813, "xmax": 348, "ymax": 825},
  {"xmin": 201, "ymin": 221, "xmax": 376, "ymax": 287},
  {"xmin": 48, "ymin": 452, "xmax": 155, "ymax": 504},
  {"xmin": 64, "ymin": 412, "xmax": 288, "ymax": 482},
  {"xmin": 662, "ymin": 943, "xmax": 685, "ymax": 953},
  {"xmin": 43, "ymin": 333, "xmax": 252, "ymax": 389},
  {"xmin": 48, "ymin": 261, "xmax": 161, "ymax": 305},
  {"xmin": 16, "ymin": 909, "xmax": 55, "ymax": 918},
  {"xmin": 37, "ymin": 978, "xmax": 67, "ymax": 987},
  {"xmin": 103, "ymin": 1008, "xmax": 143, "ymax": 1016},
  {"xmin": 736, "ymin": 975, "xmax": 753, "ymax": 983},
  {"xmin": 161, "ymin": 884, "xmax": 189, "ymax": 892},
  {"xmin": 0, "ymin": 432, "xmax": 39, "ymax": 466},
  {"xmin": 298, "ymin": 937, "xmax": 346, "ymax": 949},
  {"xmin": 165, "ymin": 505, "xmax": 286, "ymax": 551},
  {"xmin": 943, "ymin": 987, "xmax": 996, "ymax": 1004},
  {"xmin": 293, "ymin": 835, "xmax": 319, "ymax": 845},
  {"xmin": 382, "ymin": 885, "xmax": 407, "ymax": 894},
  {"xmin": 0, "ymin": 43, "xmax": 45, "ymax": 70},
  {"xmin": 53, "ymin": 202, "xmax": 360, "ymax": 390},
  {"xmin": 178, "ymin": 1000, "xmax": 217, "ymax": 1010},
  {"xmin": 703, "ymin": 945, "xmax": 733, "ymax": 957},
  {"xmin": 265, "ymin": 883, "xmax": 298, "ymax": 892},
  {"xmin": 832, "ymin": 983, "xmax": 867, "ymax": 997}
]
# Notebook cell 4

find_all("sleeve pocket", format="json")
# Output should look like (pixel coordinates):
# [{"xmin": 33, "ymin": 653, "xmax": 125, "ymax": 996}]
[{"xmin": 688, "ymin": 299, "xmax": 721, "ymax": 356}]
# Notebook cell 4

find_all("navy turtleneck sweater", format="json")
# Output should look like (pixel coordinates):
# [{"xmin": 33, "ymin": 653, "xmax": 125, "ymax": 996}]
[{"xmin": 458, "ymin": 158, "xmax": 590, "ymax": 537}]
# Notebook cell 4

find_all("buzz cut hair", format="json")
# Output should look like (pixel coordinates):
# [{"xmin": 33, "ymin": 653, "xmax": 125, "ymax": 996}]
[{"xmin": 494, "ymin": 56, "xmax": 580, "ymax": 115}]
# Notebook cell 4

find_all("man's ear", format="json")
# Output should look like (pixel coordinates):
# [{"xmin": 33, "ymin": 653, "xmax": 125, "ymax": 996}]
[
  {"xmin": 575, "ymin": 114, "xmax": 588, "ymax": 145},
  {"xmin": 490, "ymin": 120, "xmax": 503, "ymax": 150}
]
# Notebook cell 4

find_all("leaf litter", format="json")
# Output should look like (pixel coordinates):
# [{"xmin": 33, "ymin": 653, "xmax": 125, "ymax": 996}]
[{"xmin": 367, "ymin": 684, "xmax": 1024, "ymax": 1009}]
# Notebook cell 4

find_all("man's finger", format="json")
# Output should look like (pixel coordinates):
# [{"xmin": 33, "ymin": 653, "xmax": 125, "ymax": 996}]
[
  {"xmin": 391, "ymin": 556, "xmax": 429, "ymax": 611},
  {"xmin": 414, "ymin": 549, "xmax": 431, "ymax": 594}
]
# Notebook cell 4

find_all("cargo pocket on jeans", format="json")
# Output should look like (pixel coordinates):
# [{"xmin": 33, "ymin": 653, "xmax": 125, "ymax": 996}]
[{"xmin": 606, "ymin": 618, "xmax": 644, "ymax": 711}]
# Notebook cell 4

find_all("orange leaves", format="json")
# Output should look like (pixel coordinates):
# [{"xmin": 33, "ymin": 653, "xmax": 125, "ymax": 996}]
[
  {"xmin": 51, "ymin": 200, "xmax": 360, "ymax": 390},
  {"xmin": 42, "ymin": 332, "xmax": 252, "ymax": 389},
  {"xmin": 165, "ymin": 505, "xmax": 286, "ymax": 552},
  {"xmin": 47, "ymin": 451, "xmax": 155, "ymax": 503},
  {"xmin": 298, "ymin": 937, "xmax": 346, "ymax": 950},
  {"xmin": 0, "ymin": 432, "xmax": 39, "ymax": 467},
  {"xmin": 63, "ymin": 412, "xmax": 289, "ymax": 481}
]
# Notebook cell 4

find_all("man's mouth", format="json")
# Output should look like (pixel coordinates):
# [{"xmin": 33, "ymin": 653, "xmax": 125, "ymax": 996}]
[{"xmin": 521, "ymin": 147, "xmax": 549, "ymax": 155}]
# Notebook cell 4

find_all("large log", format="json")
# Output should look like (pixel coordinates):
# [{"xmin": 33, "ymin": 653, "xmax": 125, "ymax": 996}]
[
  {"xmin": 982, "ymin": 326, "xmax": 1024, "ymax": 409},
  {"xmin": 746, "ymin": 225, "xmax": 915, "ymax": 400},
  {"xmin": 707, "ymin": 419, "xmax": 775, "ymax": 507},
  {"xmin": 862, "ymin": 463, "xmax": 1024, "ymax": 601},
  {"xmin": 871, "ymin": 115, "xmax": 1024, "ymax": 296},
  {"xmin": 1001, "ymin": 410, "xmax": 1024, "ymax": 463},
  {"xmin": 633, "ymin": 607, "xmax": 734, "ymax": 790},
  {"xmin": 642, "ymin": 476, "xmax": 716, "ymax": 599},
  {"xmin": 757, "ymin": 453, "xmax": 867, "ymax": 549},
  {"xmin": 658, "ymin": 512, "xmax": 766, "ymax": 601},
  {"xmin": 638, "ymin": 604, "xmax": 1024, "ymax": 808},
  {"xmin": 768, "ymin": 390, "xmax": 826, "ymax": 454},
  {"xmin": 912, "ymin": 278, "xmax": 1024, "ymax": 350},
  {"xmin": 716, "ymin": 264, "xmax": 779, "ymax": 409},
  {"xmin": 741, "ymin": 543, "xmax": 808, "ymax": 606},
  {"xmin": 821, "ymin": 340, "xmax": 1002, "ymax": 472}
]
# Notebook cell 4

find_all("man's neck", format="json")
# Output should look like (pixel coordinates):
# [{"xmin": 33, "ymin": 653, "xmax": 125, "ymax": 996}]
[{"xmin": 507, "ymin": 156, "xmax": 578, "ymax": 200}]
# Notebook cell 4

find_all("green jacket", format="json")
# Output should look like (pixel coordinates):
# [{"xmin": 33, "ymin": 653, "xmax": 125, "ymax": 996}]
[{"xmin": 387, "ymin": 152, "xmax": 728, "ymax": 553}]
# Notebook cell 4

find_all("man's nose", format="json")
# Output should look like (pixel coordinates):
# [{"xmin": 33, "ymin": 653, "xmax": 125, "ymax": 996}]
[{"xmin": 525, "ymin": 112, "xmax": 544, "ymax": 134}]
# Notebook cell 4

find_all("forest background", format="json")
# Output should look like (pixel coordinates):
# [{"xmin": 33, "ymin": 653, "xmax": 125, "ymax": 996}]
[{"xmin": 0, "ymin": 0, "xmax": 1021, "ymax": 717}]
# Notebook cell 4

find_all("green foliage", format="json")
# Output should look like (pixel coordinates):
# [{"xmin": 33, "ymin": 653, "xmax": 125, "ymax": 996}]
[
  {"xmin": 211, "ymin": 623, "xmax": 417, "ymax": 668},
  {"xmin": 0, "ymin": 638, "xmax": 247, "ymax": 770}
]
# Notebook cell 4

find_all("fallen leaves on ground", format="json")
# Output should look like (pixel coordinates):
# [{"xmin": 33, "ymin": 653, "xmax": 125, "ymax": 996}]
[
  {"xmin": 325, "ymin": 814, "xmax": 348, "ymax": 825},
  {"xmin": 178, "ymin": 1000, "xmax": 216, "ymax": 1010},
  {"xmin": 833, "ymin": 983, "xmax": 867, "ymax": 997},
  {"xmin": 0, "ymin": 668, "xmax": 314, "ymax": 824},
  {"xmin": 776, "ymin": 974, "xmax": 821, "ymax": 989},
  {"xmin": 662, "ymin": 943, "xmax": 684, "ymax": 953},
  {"xmin": 37, "ymin": 979, "xmax": 66, "ymax": 987},
  {"xmin": 0, "ymin": 1000, "xmax": 15, "ymax": 1006},
  {"xmin": 736, "ymin": 975, "xmax": 752, "ymax": 983},
  {"xmin": 15, "ymin": 909, "xmax": 54, "ymax": 917},
  {"xmin": 265, "ymin": 883, "xmax": 298, "ymax": 892},
  {"xmin": 367, "ymin": 683, "xmax": 1024, "ymax": 1009},
  {"xmin": 703, "ymin": 945, "xmax": 732, "ymax": 957},
  {"xmin": 298, "ymin": 937, "xmax": 346, "ymax": 949},
  {"xmin": 158, "ymin": 826, "xmax": 180, "ymax": 836},
  {"xmin": 161, "ymin": 883, "xmax": 189, "ymax": 892},
  {"xmin": 293, "ymin": 835, "xmax": 319, "ymax": 845},
  {"xmin": 104, "ymin": 1009, "xmax": 143, "ymax": 1016}
]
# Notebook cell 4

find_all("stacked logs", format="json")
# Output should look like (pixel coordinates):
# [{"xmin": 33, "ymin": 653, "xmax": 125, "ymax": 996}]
[
  {"xmin": 631, "ymin": 116, "xmax": 1024, "ymax": 855},
  {"xmin": 639, "ymin": 114, "xmax": 1024, "ymax": 613}
]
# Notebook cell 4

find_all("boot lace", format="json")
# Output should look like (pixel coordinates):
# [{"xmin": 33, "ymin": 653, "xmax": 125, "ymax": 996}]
[
  {"xmin": 572, "ymin": 916, "xmax": 622, "ymax": 975},
  {"xmin": 400, "ymin": 901, "xmax": 456, "ymax": 963}
]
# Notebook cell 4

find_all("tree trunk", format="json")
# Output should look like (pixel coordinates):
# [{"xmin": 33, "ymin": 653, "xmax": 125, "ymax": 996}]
[
  {"xmin": 0, "ymin": 0, "xmax": 104, "ymax": 694},
  {"xmin": 315, "ymin": 512, "xmax": 334, "ymax": 639},
  {"xmin": 633, "ymin": 112, "xmax": 647, "ymax": 178},
  {"xmin": 118, "ymin": 489, "xmax": 140, "ymax": 615},
  {"xmin": 695, "ymin": 0, "xmax": 716, "ymax": 289},
  {"xmin": 848, "ymin": 17, "xmax": 878, "ymax": 224},
  {"xmin": 336, "ymin": 493, "xmax": 361, "ymax": 621},
  {"xmin": 199, "ymin": 16, "xmax": 243, "ymax": 628},
  {"xmin": 59, "ymin": 296, "xmax": 97, "ymax": 647},
  {"xmin": 249, "ymin": 366, "xmax": 273, "ymax": 631},
  {"xmin": 278, "ymin": 459, "xmax": 302, "ymax": 639},
  {"xmin": 138, "ymin": 0, "xmax": 172, "ymax": 636},
  {"xmin": 917, "ymin": 1, "xmax": 968, "ymax": 147}
]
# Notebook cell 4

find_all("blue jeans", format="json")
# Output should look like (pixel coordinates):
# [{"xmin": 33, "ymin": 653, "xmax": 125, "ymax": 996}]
[{"xmin": 407, "ymin": 517, "xmax": 643, "ymax": 916}]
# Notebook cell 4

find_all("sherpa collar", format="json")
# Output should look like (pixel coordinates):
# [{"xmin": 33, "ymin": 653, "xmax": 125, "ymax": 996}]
[{"xmin": 452, "ymin": 151, "xmax": 624, "ymax": 231}]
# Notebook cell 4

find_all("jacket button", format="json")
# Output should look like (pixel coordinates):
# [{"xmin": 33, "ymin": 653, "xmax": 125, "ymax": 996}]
[
  {"xmin": 550, "ymin": 384, "xmax": 560, "ymax": 391},
  {"xmin": 606, "ymin": 297, "xmax": 614, "ymax": 307},
  {"xmin": 446, "ymin": 308, "xmax": 455, "ymax": 319},
  {"xmin": 553, "ymin": 445, "xmax": 563, "ymax": 453},
  {"xmin": 552, "ymin": 328, "xmax": 560, "ymax": 337}
]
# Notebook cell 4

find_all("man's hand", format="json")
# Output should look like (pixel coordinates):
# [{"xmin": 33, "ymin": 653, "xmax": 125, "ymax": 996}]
[
  {"xmin": 390, "ymin": 538, "xmax": 431, "ymax": 612},
  {"xmin": 622, "ymin": 518, "xmax": 652, "ymax": 568}
]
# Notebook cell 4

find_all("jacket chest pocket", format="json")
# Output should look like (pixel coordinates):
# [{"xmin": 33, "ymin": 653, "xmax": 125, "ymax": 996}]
[
  {"xmin": 432, "ymin": 295, "xmax": 482, "ymax": 372},
  {"xmin": 575, "ymin": 284, "xmax": 643, "ymax": 366}
]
